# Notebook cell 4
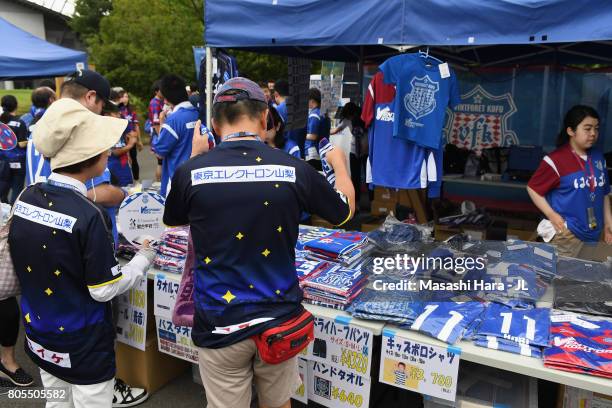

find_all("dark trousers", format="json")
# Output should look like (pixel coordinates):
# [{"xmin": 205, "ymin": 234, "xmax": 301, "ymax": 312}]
[
  {"xmin": 350, "ymin": 153, "xmax": 362, "ymax": 204},
  {"xmin": 129, "ymin": 147, "xmax": 139, "ymax": 181},
  {"xmin": 0, "ymin": 297, "xmax": 19, "ymax": 347}
]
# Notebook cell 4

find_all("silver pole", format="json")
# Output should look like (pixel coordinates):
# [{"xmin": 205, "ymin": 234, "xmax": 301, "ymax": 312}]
[{"xmin": 206, "ymin": 46, "xmax": 213, "ymax": 126}]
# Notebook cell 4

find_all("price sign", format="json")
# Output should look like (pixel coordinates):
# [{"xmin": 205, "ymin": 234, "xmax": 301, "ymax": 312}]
[
  {"xmin": 156, "ymin": 316, "xmax": 199, "ymax": 364},
  {"xmin": 306, "ymin": 316, "xmax": 373, "ymax": 377},
  {"xmin": 292, "ymin": 358, "xmax": 308, "ymax": 404},
  {"xmin": 379, "ymin": 329, "xmax": 460, "ymax": 402},
  {"xmin": 308, "ymin": 360, "xmax": 370, "ymax": 408},
  {"xmin": 153, "ymin": 273, "xmax": 180, "ymax": 319},
  {"xmin": 117, "ymin": 192, "xmax": 165, "ymax": 245},
  {"xmin": 115, "ymin": 276, "xmax": 148, "ymax": 350}
]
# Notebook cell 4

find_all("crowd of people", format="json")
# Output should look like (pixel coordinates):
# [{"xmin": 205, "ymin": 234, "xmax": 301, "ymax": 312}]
[{"xmin": 0, "ymin": 69, "xmax": 355, "ymax": 408}]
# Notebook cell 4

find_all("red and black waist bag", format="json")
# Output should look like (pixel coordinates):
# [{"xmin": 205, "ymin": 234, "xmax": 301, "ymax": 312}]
[{"xmin": 252, "ymin": 308, "xmax": 314, "ymax": 364}]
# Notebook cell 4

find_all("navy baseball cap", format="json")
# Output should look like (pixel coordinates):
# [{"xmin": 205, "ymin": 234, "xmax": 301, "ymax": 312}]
[
  {"xmin": 213, "ymin": 77, "xmax": 267, "ymax": 105},
  {"xmin": 70, "ymin": 69, "xmax": 111, "ymax": 101}
]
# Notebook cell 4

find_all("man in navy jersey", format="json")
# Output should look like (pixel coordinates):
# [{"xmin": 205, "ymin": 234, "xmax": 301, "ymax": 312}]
[
  {"xmin": 164, "ymin": 77, "xmax": 354, "ymax": 408},
  {"xmin": 152, "ymin": 74, "xmax": 200, "ymax": 197}
]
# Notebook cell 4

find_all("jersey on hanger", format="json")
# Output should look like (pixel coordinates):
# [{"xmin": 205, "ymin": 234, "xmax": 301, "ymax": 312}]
[
  {"xmin": 410, "ymin": 301, "xmax": 486, "ymax": 344},
  {"xmin": 362, "ymin": 71, "xmax": 439, "ymax": 190},
  {"xmin": 475, "ymin": 303, "xmax": 550, "ymax": 348},
  {"xmin": 379, "ymin": 53, "xmax": 460, "ymax": 150}
]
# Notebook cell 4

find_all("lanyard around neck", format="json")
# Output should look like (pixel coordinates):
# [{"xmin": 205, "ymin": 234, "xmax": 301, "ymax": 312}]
[
  {"xmin": 222, "ymin": 131, "xmax": 261, "ymax": 142},
  {"xmin": 571, "ymin": 150, "xmax": 596, "ymax": 193}
]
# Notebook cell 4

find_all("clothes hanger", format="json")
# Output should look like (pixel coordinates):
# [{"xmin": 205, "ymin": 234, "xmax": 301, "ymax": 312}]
[{"xmin": 419, "ymin": 47, "xmax": 444, "ymax": 65}]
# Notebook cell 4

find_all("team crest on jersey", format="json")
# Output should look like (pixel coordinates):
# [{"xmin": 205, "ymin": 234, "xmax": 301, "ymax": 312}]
[
  {"xmin": 404, "ymin": 75, "xmax": 439, "ymax": 120},
  {"xmin": 444, "ymin": 85, "xmax": 518, "ymax": 153}
]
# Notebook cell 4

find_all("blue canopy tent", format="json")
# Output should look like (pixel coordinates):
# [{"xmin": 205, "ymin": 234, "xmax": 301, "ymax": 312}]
[
  {"xmin": 203, "ymin": 0, "xmax": 612, "ymax": 151},
  {"xmin": 205, "ymin": 0, "xmax": 612, "ymax": 65},
  {"xmin": 0, "ymin": 17, "xmax": 87, "ymax": 79}
]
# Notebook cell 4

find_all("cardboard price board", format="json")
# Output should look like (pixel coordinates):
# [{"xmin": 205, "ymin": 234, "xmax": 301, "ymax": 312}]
[
  {"xmin": 379, "ymin": 329, "xmax": 460, "ymax": 402},
  {"xmin": 153, "ymin": 273, "xmax": 180, "ymax": 319},
  {"xmin": 292, "ymin": 358, "xmax": 308, "ymax": 404},
  {"xmin": 306, "ymin": 316, "xmax": 374, "ymax": 378},
  {"xmin": 115, "ymin": 276, "xmax": 148, "ymax": 351},
  {"xmin": 156, "ymin": 316, "xmax": 199, "ymax": 364},
  {"xmin": 118, "ymin": 192, "xmax": 165, "ymax": 245},
  {"xmin": 308, "ymin": 360, "xmax": 370, "ymax": 408}
]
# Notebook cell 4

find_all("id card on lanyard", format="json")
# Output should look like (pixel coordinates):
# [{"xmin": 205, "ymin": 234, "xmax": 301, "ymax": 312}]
[{"xmin": 572, "ymin": 151, "xmax": 598, "ymax": 230}]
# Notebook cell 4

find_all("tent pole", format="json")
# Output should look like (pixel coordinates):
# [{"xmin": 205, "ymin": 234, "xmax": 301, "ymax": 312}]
[
  {"xmin": 358, "ymin": 46, "xmax": 364, "ymax": 103},
  {"xmin": 206, "ymin": 46, "xmax": 213, "ymax": 126}
]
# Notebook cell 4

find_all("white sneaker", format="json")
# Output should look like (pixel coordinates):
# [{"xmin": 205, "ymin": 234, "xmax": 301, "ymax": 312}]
[{"xmin": 112, "ymin": 378, "xmax": 148, "ymax": 407}]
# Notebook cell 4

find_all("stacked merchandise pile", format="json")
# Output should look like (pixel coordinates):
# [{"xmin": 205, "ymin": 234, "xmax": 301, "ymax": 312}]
[
  {"xmin": 154, "ymin": 226, "xmax": 189, "ymax": 274},
  {"xmin": 545, "ymin": 312, "xmax": 612, "ymax": 378},
  {"xmin": 473, "ymin": 304, "xmax": 551, "ymax": 358},
  {"xmin": 553, "ymin": 257, "xmax": 612, "ymax": 317},
  {"xmin": 346, "ymin": 287, "xmax": 422, "ymax": 326},
  {"xmin": 303, "ymin": 230, "xmax": 369, "ymax": 268},
  {"xmin": 301, "ymin": 265, "xmax": 367, "ymax": 311}
]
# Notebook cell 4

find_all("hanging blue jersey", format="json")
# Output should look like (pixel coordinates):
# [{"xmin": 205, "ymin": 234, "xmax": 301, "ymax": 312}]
[
  {"xmin": 361, "ymin": 72, "xmax": 434, "ymax": 190},
  {"xmin": 475, "ymin": 304, "xmax": 551, "ymax": 348},
  {"xmin": 379, "ymin": 54, "xmax": 460, "ymax": 149},
  {"xmin": 152, "ymin": 102, "xmax": 200, "ymax": 197},
  {"xmin": 410, "ymin": 301, "xmax": 486, "ymax": 344}
]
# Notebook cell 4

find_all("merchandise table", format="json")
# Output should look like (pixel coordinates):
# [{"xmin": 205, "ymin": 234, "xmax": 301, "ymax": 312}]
[
  {"xmin": 143, "ymin": 269, "xmax": 611, "ymax": 396},
  {"xmin": 382, "ymin": 326, "xmax": 612, "ymax": 395}
]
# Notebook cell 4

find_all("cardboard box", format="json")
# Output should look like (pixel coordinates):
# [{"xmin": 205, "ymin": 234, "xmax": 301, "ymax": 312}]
[
  {"xmin": 370, "ymin": 199, "xmax": 393, "ymax": 216},
  {"xmin": 373, "ymin": 187, "xmax": 398, "ymax": 203},
  {"xmin": 434, "ymin": 224, "xmax": 462, "ymax": 241},
  {"xmin": 560, "ymin": 385, "xmax": 612, "ymax": 408},
  {"xmin": 116, "ymin": 333, "xmax": 190, "ymax": 393}
]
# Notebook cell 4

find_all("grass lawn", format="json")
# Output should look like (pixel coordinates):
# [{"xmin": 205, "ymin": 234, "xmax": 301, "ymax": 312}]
[{"xmin": 0, "ymin": 89, "xmax": 32, "ymax": 116}]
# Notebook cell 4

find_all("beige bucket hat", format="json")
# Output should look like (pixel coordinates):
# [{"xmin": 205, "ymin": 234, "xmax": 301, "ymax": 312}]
[{"xmin": 32, "ymin": 98, "xmax": 128, "ymax": 170}]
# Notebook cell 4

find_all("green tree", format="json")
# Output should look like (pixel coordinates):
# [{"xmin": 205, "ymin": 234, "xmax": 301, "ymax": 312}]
[
  {"xmin": 69, "ymin": 0, "xmax": 113, "ymax": 43},
  {"xmin": 88, "ymin": 0, "xmax": 203, "ymax": 103},
  {"xmin": 232, "ymin": 50, "xmax": 287, "ymax": 84}
]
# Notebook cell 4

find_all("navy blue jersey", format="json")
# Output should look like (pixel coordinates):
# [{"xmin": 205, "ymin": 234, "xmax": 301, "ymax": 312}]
[
  {"xmin": 9, "ymin": 181, "xmax": 121, "ymax": 384},
  {"xmin": 476, "ymin": 304, "xmax": 550, "ymax": 348},
  {"xmin": 163, "ymin": 139, "xmax": 351, "ymax": 348}
]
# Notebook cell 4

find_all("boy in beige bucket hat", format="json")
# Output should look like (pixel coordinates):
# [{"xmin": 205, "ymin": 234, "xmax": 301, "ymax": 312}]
[{"xmin": 8, "ymin": 97, "xmax": 156, "ymax": 408}]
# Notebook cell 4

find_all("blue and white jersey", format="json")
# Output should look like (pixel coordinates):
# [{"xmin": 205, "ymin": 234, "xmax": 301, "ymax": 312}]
[
  {"xmin": 410, "ymin": 301, "xmax": 486, "ymax": 344},
  {"xmin": 276, "ymin": 101, "xmax": 288, "ymax": 125},
  {"xmin": 475, "ymin": 303, "xmax": 551, "ymax": 348},
  {"xmin": 26, "ymin": 138, "xmax": 51, "ymax": 186},
  {"xmin": 474, "ymin": 336, "xmax": 543, "ymax": 358},
  {"xmin": 151, "ymin": 101, "xmax": 200, "ymax": 197},
  {"xmin": 284, "ymin": 138, "xmax": 301, "ymax": 159},
  {"xmin": 305, "ymin": 108, "xmax": 323, "ymax": 161},
  {"xmin": 379, "ymin": 53, "xmax": 460, "ymax": 150}
]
